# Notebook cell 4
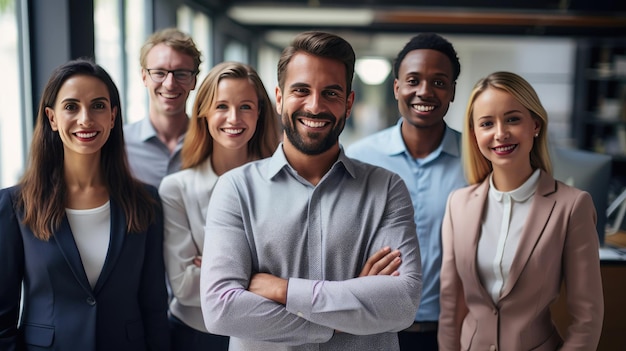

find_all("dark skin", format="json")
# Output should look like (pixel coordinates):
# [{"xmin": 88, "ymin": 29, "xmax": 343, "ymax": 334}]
[{"xmin": 394, "ymin": 49, "xmax": 456, "ymax": 159}]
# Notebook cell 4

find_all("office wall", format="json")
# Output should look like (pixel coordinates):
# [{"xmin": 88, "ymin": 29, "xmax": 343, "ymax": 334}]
[
  {"xmin": 336, "ymin": 35, "xmax": 576, "ymax": 148},
  {"xmin": 447, "ymin": 36, "xmax": 575, "ymax": 147}
]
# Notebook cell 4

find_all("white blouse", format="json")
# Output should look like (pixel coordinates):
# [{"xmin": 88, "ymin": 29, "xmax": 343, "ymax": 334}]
[
  {"xmin": 66, "ymin": 201, "xmax": 111, "ymax": 289},
  {"xmin": 477, "ymin": 169, "xmax": 540, "ymax": 303}
]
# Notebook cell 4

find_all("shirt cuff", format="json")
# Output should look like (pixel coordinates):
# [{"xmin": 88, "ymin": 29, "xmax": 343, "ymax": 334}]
[{"xmin": 285, "ymin": 277, "xmax": 334, "ymax": 342}]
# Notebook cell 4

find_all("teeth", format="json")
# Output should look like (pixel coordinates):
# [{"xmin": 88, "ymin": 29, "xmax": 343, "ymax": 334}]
[
  {"xmin": 494, "ymin": 145, "xmax": 515, "ymax": 152},
  {"xmin": 161, "ymin": 93, "xmax": 179, "ymax": 99},
  {"xmin": 76, "ymin": 132, "xmax": 97, "ymax": 138},
  {"xmin": 223, "ymin": 128, "xmax": 243, "ymax": 135},
  {"xmin": 301, "ymin": 120, "xmax": 327, "ymax": 128},
  {"xmin": 413, "ymin": 105, "xmax": 435, "ymax": 112}
]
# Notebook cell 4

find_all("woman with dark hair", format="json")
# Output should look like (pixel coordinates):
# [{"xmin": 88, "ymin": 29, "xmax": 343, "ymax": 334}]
[
  {"xmin": 0, "ymin": 58, "xmax": 169, "ymax": 350},
  {"xmin": 159, "ymin": 61, "xmax": 280, "ymax": 351}
]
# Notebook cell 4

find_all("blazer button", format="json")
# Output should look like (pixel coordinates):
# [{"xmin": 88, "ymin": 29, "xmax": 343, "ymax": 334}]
[
  {"xmin": 489, "ymin": 345, "xmax": 496, "ymax": 351},
  {"xmin": 86, "ymin": 297, "xmax": 96, "ymax": 306}
]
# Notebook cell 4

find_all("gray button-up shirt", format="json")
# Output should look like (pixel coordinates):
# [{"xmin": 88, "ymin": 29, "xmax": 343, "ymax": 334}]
[
  {"xmin": 200, "ymin": 144, "xmax": 422, "ymax": 351},
  {"xmin": 123, "ymin": 117, "xmax": 184, "ymax": 188}
]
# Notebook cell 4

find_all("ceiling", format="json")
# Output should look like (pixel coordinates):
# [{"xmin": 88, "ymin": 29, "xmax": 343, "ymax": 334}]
[
  {"xmin": 206, "ymin": 0, "xmax": 626, "ymax": 58},
  {"xmin": 216, "ymin": 0, "xmax": 626, "ymax": 36}
]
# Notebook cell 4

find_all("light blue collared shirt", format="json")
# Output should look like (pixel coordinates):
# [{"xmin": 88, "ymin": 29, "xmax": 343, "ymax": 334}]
[
  {"xmin": 346, "ymin": 118, "xmax": 466, "ymax": 322},
  {"xmin": 123, "ymin": 117, "xmax": 184, "ymax": 188}
]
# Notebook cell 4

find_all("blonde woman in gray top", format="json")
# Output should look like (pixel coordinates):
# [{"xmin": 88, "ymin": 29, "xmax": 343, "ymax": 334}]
[{"xmin": 159, "ymin": 61, "xmax": 280, "ymax": 350}]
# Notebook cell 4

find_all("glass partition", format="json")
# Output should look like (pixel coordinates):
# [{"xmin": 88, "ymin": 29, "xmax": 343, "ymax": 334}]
[{"xmin": 0, "ymin": 0, "xmax": 26, "ymax": 188}]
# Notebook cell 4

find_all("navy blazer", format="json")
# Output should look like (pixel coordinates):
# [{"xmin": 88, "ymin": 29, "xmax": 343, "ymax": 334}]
[{"xmin": 0, "ymin": 185, "xmax": 170, "ymax": 351}]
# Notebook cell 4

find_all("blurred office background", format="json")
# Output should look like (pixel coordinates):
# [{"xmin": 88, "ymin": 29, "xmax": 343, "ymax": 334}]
[
  {"xmin": 1, "ymin": 1, "xmax": 626, "ymax": 349},
  {"xmin": 1, "ymin": 0, "xmax": 625, "ymax": 204}
]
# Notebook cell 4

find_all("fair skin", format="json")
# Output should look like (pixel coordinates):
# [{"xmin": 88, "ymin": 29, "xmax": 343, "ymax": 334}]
[
  {"xmin": 394, "ymin": 49, "xmax": 456, "ymax": 159},
  {"xmin": 45, "ymin": 75, "xmax": 115, "ymax": 210},
  {"xmin": 142, "ymin": 43, "xmax": 196, "ymax": 153},
  {"xmin": 275, "ymin": 52, "xmax": 354, "ymax": 185},
  {"xmin": 249, "ymin": 247, "xmax": 402, "ymax": 305},
  {"xmin": 209, "ymin": 78, "xmax": 259, "ymax": 176},
  {"xmin": 472, "ymin": 87, "xmax": 540, "ymax": 192},
  {"xmin": 192, "ymin": 78, "xmax": 260, "ymax": 268},
  {"xmin": 250, "ymin": 52, "xmax": 400, "ymax": 305}
]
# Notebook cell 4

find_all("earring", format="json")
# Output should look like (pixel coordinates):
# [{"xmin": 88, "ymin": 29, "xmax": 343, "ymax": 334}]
[{"xmin": 534, "ymin": 133, "xmax": 539, "ymax": 138}]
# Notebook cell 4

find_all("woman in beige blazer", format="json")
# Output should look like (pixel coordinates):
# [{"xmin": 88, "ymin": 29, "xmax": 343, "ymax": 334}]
[
  {"xmin": 158, "ymin": 62, "xmax": 280, "ymax": 351},
  {"xmin": 438, "ymin": 71, "xmax": 603, "ymax": 351}
]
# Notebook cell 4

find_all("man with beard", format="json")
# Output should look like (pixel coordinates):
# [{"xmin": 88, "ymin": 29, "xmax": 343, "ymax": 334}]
[
  {"xmin": 199, "ymin": 31, "xmax": 422, "ymax": 351},
  {"xmin": 346, "ymin": 33, "xmax": 467, "ymax": 351}
]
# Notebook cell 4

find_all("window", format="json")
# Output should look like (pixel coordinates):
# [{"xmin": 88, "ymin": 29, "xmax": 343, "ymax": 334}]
[
  {"xmin": 95, "ymin": 0, "xmax": 146, "ymax": 124},
  {"xmin": 0, "ymin": 0, "xmax": 26, "ymax": 188},
  {"xmin": 224, "ymin": 39, "xmax": 248, "ymax": 63},
  {"xmin": 177, "ymin": 5, "xmax": 211, "ymax": 115}
]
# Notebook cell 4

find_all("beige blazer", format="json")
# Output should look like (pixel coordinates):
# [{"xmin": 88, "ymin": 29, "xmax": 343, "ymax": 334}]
[{"xmin": 438, "ymin": 170, "xmax": 603, "ymax": 351}]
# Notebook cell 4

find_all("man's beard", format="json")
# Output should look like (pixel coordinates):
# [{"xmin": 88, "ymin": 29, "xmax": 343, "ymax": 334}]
[{"xmin": 282, "ymin": 110, "xmax": 346, "ymax": 156}]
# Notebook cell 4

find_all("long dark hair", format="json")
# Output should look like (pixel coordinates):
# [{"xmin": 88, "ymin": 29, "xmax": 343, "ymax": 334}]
[{"xmin": 17, "ymin": 58, "xmax": 156, "ymax": 240}]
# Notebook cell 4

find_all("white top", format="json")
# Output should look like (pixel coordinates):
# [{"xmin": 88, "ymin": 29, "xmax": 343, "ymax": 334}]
[
  {"xmin": 66, "ymin": 201, "xmax": 111, "ymax": 289},
  {"xmin": 158, "ymin": 157, "xmax": 219, "ymax": 332},
  {"xmin": 477, "ymin": 169, "xmax": 540, "ymax": 302}
]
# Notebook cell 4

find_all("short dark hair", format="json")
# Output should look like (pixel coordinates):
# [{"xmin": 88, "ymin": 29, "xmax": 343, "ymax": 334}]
[
  {"xmin": 393, "ymin": 33, "xmax": 461, "ymax": 81},
  {"xmin": 277, "ymin": 31, "xmax": 356, "ymax": 93}
]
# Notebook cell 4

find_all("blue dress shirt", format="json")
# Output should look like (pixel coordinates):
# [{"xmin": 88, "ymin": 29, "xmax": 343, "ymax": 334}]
[
  {"xmin": 346, "ymin": 118, "xmax": 466, "ymax": 322},
  {"xmin": 124, "ymin": 117, "xmax": 184, "ymax": 188}
]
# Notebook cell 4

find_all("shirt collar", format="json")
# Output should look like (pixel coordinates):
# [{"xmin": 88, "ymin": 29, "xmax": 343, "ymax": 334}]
[
  {"xmin": 489, "ymin": 168, "xmax": 541, "ymax": 203},
  {"xmin": 386, "ymin": 118, "xmax": 461, "ymax": 159},
  {"xmin": 136, "ymin": 117, "xmax": 186, "ymax": 144},
  {"xmin": 267, "ymin": 143, "xmax": 356, "ymax": 180},
  {"xmin": 137, "ymin": 117, "xmax": 158, "ymax": 142}
]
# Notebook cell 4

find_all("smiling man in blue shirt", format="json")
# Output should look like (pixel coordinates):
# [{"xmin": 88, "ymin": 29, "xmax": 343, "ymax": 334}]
[{"xmin": 346, "ymin": 33, "xmax": 466, "ymax": 351}]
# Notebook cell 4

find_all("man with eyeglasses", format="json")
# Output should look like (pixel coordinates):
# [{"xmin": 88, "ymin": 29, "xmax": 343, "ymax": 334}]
[{"xmin": 124, "ymin": 28, "xmax": 202, "ymax": 188}]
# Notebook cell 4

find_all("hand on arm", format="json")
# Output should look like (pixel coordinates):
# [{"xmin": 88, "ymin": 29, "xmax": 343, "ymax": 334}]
[
  {"xmin": 358, "ymin": 246, "xmax": 401, "ymax": 277},
  {"xmin": 248, "ymin": 246, "xmax": 401, "ymax": 306},
  {"xmin": 248, "ymin": 273, "xmax": 288, "ymax": 305}
]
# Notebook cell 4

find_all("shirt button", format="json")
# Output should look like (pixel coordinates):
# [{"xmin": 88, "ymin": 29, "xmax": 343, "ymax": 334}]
[
  {"xmin": 297, "ymin": 312, "xmax": 304, "ymax": 318},
  {"xmin": 86, "ymin": 297, "xmax": 96, "ymax": 306}
]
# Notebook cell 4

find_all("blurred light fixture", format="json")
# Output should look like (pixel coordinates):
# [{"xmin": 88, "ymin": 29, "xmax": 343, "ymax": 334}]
[
  {"xmin": 355, "ymin": 57, "xmax": 391, "ymax": 85},
  {"xmin": 228, "ymin": 7, "xmax": 373, "ymax": 26}
]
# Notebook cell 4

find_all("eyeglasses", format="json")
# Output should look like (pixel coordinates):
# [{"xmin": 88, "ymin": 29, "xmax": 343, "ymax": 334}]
[{"xmin": 145, "ymin": 68, "xmax": 197, "ymax": 83}]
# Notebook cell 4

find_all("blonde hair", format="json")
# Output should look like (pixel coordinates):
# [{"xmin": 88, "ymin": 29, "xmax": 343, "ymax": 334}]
[
  {"xmin": 140, "ymin": 28, "xmax": 202, "ymax": 73},
  {"xmin": 462, "ymin": 71, "xmax": 552, "ymax": 185},
  {"xmin": 181, "ymin": 62, "xmax": 280, "ymax": 169}
]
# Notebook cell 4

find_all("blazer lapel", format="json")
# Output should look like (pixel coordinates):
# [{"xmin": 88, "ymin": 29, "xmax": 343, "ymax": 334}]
[
  {"xmin": 54, "ymin": 217, "xmax": 92, "ymax": 294},
  {"xmin": 93, "ymin": 199, "xmax": 125, "ymax": 293},
  {"xmin": 461, "ymin": 179, "xmax": 496, "ymax": 305},
  {"xmin": 500, "ymin": 171, "xmax": 557, "ymax": 300}
]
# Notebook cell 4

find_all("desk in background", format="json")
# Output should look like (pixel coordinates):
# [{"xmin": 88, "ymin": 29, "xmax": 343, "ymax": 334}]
[{"xmin": 551, "ymin": 231, "xmax": 626, "ymax": 351}]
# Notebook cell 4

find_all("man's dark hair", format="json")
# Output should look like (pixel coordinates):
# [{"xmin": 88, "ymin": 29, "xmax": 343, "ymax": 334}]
[
  {"xmin": 393, "ymin": 33, "xmax": 461, "ymax": 81},
  {"xmin": 277, "ymin": 31, "xmax": 356, "ymax": 93}
]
